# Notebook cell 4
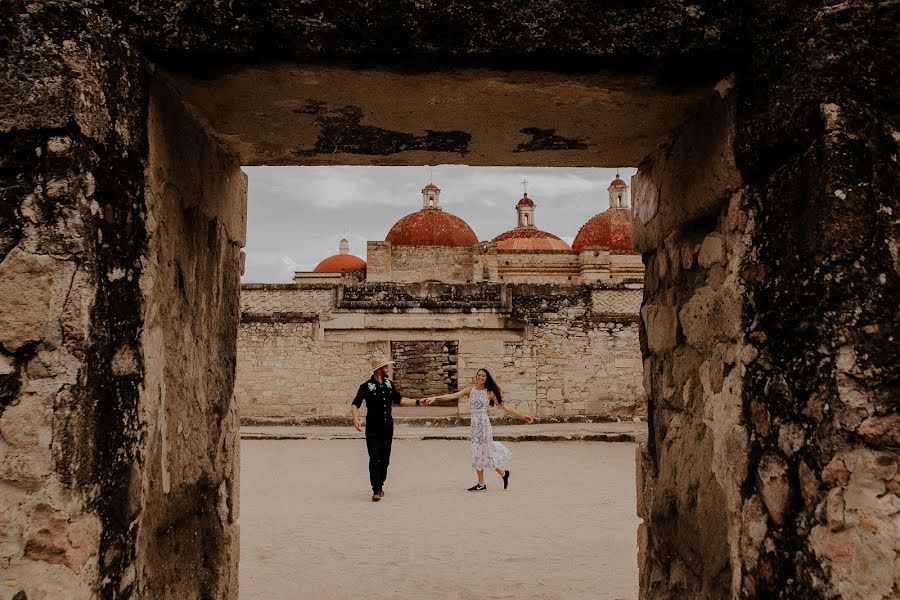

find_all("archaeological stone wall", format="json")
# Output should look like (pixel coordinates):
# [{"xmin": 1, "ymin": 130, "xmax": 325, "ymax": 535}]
[
  {"xmin": 236, "ymin": 282, "xmax": 645, "ymax": 423},
  {"xmin": 366, "ymin": 242, "xmax": 478, "ymax": 283},
  {"xmin": 494, "ymin": 250, "xmax": 580, "ymax": 283},
  {"xmin": 3, "ymin": 2, "xmax": 896, "ymax": 599},
  {"xmin": 390, "ymin": 340, "xmax": 459, "ymax": 398}
]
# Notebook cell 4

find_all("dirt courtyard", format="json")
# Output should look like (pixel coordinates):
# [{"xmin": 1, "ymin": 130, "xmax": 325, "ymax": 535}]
[{"xmin": 239, "ymin": 439, "xmax": 639, "ymax": 599}]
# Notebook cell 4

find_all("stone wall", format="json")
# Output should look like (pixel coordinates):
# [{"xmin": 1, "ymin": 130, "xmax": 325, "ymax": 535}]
[
  {"xmin": 0, "ymin": 5, "xmax": 149, "ymax": 598},
  {"xmin": 236, "ymin": 283, "xmax": 646, "ymax": 423},
  {"xmin": 494, "ymin": 250, "xmax": 580, "ymax": 283},
  {"xmin": 3, "ymin": 2, "xmax": 896, "ymax": 599},
  {"xmin": 366, "ymin": 242, "xmax": 478, "ymax": 283},
  {"xmin": 138, "ymin": 75, "xmax": 245, "ymax": 598},
  {"xmin": 390, "ymin": 340, "xmax": 459, "ymax": 397},
  {"xmin": 634, "ymin": 13, "xmax": 899, "ymax": 595}
]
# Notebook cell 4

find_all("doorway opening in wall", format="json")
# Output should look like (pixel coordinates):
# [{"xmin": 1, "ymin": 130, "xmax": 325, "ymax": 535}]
[{"xmin": 237, "ymin": 164, "xmax": 646, "ymax": 599}]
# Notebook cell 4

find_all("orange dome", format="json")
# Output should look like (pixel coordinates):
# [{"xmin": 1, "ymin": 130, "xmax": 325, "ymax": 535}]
[
  {"xmin": 492, "ymin": 227, "xmax": 571, "ymax": 251},
  {"xmin": 572, "ymin": 208, "xmax": 633, "ymax": 252},
  {"xmin": 386, "ymin": 210, "xmax": 478, "ymax": 247},
  {"xmin": 313, "ymin": 253, "xmax": 367, "ymax": 272},
  {"xmin": 608, "ymin": 178, "xmax": 627, "ymax": 189}
]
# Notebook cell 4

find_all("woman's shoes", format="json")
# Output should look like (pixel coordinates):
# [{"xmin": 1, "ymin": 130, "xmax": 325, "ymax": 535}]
[
  {"xmin": 467, "ymin": 483, "xmax": 487, "ymax": 492},
  {"xmin": 502, "ymin": 470, "xmax": 510, "ymax": 490}
]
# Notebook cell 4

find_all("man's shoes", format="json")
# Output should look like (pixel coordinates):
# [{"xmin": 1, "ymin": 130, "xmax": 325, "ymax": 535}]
[
  {"xmin": 502, "ymin": 470, "xmax": 510, "ymax": 490},
  {"xmin": 377, "ymin": 490, "xmax": 385, "ymax": 498},
  {"xmin": 467, "ymin": 484, "xmax": 487, "ymax": 492},
  {"xmin": 372, "ymin": 492, "xmax": 381, "ymax": 502}
]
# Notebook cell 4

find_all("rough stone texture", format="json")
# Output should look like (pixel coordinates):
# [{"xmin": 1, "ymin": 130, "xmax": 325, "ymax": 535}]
[
  {"xmin": 137, "ymin": 77, "xmax": 245, "ymax": 598},
  {"xmin": 2, "ymin": 1, "xmax": 897, "ymax": 599},
  {"xmin": 24, "ymin": 504, "xmax": 100, "ymax": 573},
  {"xmin": 636, "ymin": 181, "xmax": 751, "ymax": 597},
  {"xmin": 0, "ymin": 249, "xmax": 58, "ymax": 352},
  {"xmin": 390, "ymin": 340, "xmax": 459, "ymax": 397},
  {"xmin": 365, "ymin": 240, "xmax": 644, "ymax": 285},
  {"xmin": 161, "ymin": 66, "xmax": 713, "ymax": 168},
  {"xmin": 633, "ymin": 2, "xmax": 899, "ymax": 598},
  {"xmin": 236, "ymin": 283, "xmax": 646, "ymax": 422},
  {"xmin": 631, "ymin": 80, "xmax": 743, "ymax": 253}
]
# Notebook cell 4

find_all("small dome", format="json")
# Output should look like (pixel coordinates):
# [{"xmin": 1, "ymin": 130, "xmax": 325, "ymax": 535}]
[
  {"xmin": 314, "ymin": 239, "xmax": 366, "ymax": 272},
  {"xmin": 572, "ymin": 208, "xmax": 633, "ymax": 252},
  {"xmin": 492, "ymin": 227, "xmax": 571, "ymax": 251},
  {"xmin": 423, "ymin": 183, "xmax": 440, "ymax": 190},
  {"xmin": 386, "ymin": 210, "xmax": 478, "ymax": 247},
  {"xmin": 516, "ymin": 193, "xmax": 535, "ymax": 208},
  {"xmin": 608, "ymin": 178, "xmax": 627, "ymax": 189},
  {"xmin": 313, "ymin": 253, "xmax": 367, "ymax": 272}
]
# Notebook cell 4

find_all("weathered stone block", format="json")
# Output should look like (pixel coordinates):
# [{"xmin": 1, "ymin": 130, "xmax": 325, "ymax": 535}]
[
  {"xmin": 0, "ymin": 249, "xmax": 58, "ymax": 352},
  {"xmin": 758, "ymin": 453, "xmax": 791, "ymax": 525},
  {"xmin": 641, "ymin": 304, "xmax": 678, "ymax": 354},
  {"xmin": 24, "ymin": 505, "xmax": 100, "ymax": 573},
  {"xmin": 632, "ymin": 81, "xmax": 743, "ymax": 253}
]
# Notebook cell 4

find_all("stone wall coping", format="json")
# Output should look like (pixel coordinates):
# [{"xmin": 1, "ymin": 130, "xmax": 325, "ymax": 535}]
[
  {"xmin": 240, "ymin": 282, "xmax": 643, "ymax": 293},
  {"xmin": 241, "ymin": 311, "xmax": 319, "ymax": 323}
]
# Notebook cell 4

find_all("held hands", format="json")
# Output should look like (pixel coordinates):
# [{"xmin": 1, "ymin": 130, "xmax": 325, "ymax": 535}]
[{"xmin": 421, "ymin": 397, "xmax": 435, "ymax": 406}]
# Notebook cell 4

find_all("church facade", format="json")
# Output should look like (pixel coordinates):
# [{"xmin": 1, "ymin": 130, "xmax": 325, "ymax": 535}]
[{"xmin": 237, "ymin": 178, "xmax": 646, "ymax": 423}]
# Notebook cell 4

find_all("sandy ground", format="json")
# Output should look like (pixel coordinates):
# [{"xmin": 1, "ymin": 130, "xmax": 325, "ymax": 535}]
[{"xmin": 239, "ymin": 439, "xmax": 640, "ymax": 599}]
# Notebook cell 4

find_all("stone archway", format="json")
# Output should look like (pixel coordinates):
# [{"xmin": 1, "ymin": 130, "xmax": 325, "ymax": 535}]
[{"xmin": 1, "ymin": 3, "xmax": 896, "ymax": 599}]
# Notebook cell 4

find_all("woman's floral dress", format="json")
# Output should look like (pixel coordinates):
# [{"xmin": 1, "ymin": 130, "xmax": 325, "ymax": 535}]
[{"xmin": 468, "ymin": 387, "xmax": 512, "ymax": 470}]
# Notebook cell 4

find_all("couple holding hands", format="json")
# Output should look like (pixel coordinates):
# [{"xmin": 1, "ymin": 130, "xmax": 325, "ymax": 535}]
[{"xmin": 351, "ymin": 356, "xmax": 534, "ymax": 502}]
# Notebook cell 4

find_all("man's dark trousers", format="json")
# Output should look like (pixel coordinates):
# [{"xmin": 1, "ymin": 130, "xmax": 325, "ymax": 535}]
[{"xmin": 366, "ymin": 423, "xmax": 393, "ymax": 492}]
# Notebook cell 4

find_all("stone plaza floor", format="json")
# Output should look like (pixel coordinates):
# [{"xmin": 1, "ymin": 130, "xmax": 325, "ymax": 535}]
[{"xmin": 239, "ymin": 435, "xmax": 640, "ymax": 599}]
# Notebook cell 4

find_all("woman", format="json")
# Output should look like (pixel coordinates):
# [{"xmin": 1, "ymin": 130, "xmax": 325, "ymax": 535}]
[{"xmin": 424, "ymin": 368, "xmax": 534, "ymax": 491}]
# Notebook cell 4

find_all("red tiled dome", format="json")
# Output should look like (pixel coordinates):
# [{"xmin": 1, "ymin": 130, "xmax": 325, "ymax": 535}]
[
  {"xmin": 423, "ymin": 183, "xmax": 440, "ymax": 190},
  {"xmin": 492, "ymin": 227, "xmax": 571, "ymax": 251},
  {"xmin": 572, "ymin": 208, "xmax": 633, "ymax": 252},
  {"xmin": 608, "ymin": 178, "xmax": 627, "ymax": 189},
  {"xmin": 386, "ymin": 210, "xmax": 478, "ymax": 247},
  {"xmin": 516, "ymin": 194, "xmax": 535, "ymax": 208},
  {"xmin": 313, "ymin": 253, "xmax": 367, "ymax": 272}
]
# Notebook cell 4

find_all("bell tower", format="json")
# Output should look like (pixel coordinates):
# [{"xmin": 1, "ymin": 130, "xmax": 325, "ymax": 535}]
[
  {"xmin": 608, "ymin": 172, "xmax": 629, "ymax": 209},
  {"xmin": 422, "ymin": 182, "xmax": 441, "ymax": 210}
]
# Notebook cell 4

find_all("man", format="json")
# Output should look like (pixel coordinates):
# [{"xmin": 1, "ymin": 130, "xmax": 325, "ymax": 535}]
[{"xmin": 351, "ymin": 355, "xmax": 425, "ymax": 502}]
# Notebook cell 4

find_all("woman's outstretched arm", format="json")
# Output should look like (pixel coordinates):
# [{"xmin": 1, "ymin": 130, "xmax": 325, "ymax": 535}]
[
  {"xmin": 424, "ymin": 387, "xmax": 470, "ymax": 405},
  {"xmin": 494, "ymin": 396, "xmax": 535, "ymax": 424}
]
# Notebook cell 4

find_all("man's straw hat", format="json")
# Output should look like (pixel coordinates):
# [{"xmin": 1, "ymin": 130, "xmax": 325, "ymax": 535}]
[{"xmin": 370, "ymin": 355, "xmax": 395, "ymax": 373}]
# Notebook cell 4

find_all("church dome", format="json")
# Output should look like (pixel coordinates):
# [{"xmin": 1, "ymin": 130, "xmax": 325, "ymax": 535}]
[
  {"xmin": 386, "ymin": 211, "xmax": 478, "ymax": 247},
  {"xmin": 385, "ymin": 182, "xmax": 478, "ymax": 247},
  {"xmin": 608, "ymin": 177, "xmax": 627, "ymax": 189},
  {"xmin": 492, "ymin": 227, "xmax": 571, "ymax": 251},
  {"xmin": 313, "ymin": 239, "xmax": 367, "ymax": 272},
  {"xmin": 492, "ymin": 191, "xmax": 569, "ymax": 250},
  {"xmin": 572, "ymin": 208, "xmax": 633, "ymax": 252}
]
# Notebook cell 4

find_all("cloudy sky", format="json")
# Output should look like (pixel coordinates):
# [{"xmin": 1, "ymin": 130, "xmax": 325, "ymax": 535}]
[{"xmin": 242, "ymin": 165, "xmax": 637, "ymax": 282}]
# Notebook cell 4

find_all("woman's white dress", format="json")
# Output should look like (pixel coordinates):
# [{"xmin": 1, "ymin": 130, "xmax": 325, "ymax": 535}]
[{"xmin": 468, "ymin": 388, "xmax": 512, "ymax": 470}]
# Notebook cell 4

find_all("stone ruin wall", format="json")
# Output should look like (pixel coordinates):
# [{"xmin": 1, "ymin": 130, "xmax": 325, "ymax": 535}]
[
  {"xmin": 235, "ymin": 283, "xmax": 645, "ymax": 423},
  {"xmin": 2, "ymin": 2, "xmax": 896, "ymax": 599},
  {"xmin": 390, "ymin": 340, "xmax": 459, "ymax": 398},
  {"xmin": 366, "ymin": 242, "xmax": 478, "ymax": 283},
  {"xmin": 636, "ymin": 57, "xmax": 899, "ymax": 599},
  {"xmin": 494, "ymin": 250, "xmax": 580, "ymax": 283},
  {"xmin": 0, "ymin": 40, "xmax": 244, "ymax": 599}
]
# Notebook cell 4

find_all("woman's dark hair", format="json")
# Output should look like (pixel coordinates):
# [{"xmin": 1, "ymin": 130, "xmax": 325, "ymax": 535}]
[{"xmin": 479, "ymin": 368, "xmax": 503, "ymax": 406}]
